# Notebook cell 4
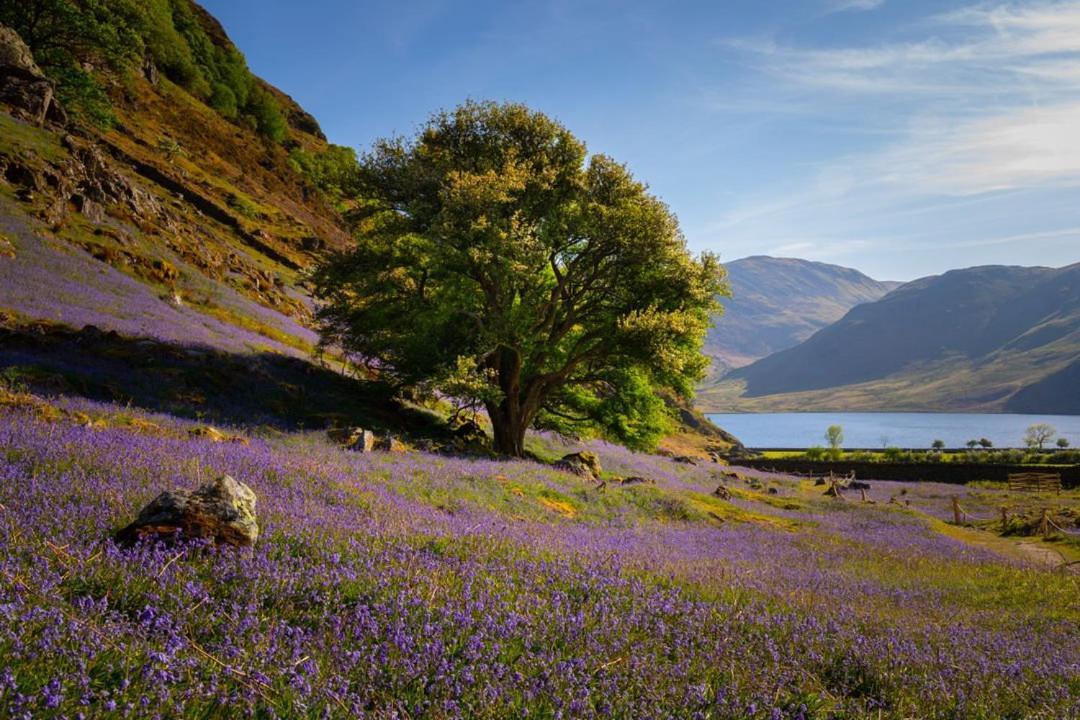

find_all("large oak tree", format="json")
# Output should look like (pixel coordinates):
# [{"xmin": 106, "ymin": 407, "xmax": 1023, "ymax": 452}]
[{"xmin": 314, "ymin": 101, "xmax": 727, "ymax": 456}]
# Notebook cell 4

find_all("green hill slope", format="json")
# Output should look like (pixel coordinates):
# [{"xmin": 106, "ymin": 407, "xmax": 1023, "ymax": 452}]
[
  {"xmin": 702, "ymin": 264, "xmax": 1080, "ymax": 413},
  {"xmin": 704, "ymin": 255, "xmax": 898, "ymax": 375}
]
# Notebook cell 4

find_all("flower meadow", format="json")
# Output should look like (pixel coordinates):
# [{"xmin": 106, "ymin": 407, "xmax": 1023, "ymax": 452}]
[
  {"xmin": 0, "ymin": 206, "xmax": 315, "ymax": 357},
  {"xmin": 1, "ymin": 399, "xmax": 1078, "ymax": 719}
]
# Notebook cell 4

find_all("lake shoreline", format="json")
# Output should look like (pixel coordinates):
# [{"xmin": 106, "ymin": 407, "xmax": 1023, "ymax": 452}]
[{"xmin": 707, "ymin": 411, "xmax": 1080, "ymax": 450}]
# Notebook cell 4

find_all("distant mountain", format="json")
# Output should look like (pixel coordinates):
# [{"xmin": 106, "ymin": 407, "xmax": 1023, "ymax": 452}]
[
  {"xmin": 704, "ymin": 256, "xmax": 899, "ymax": 373},
  {"xmin": 702, "ymin": 264, "xmax": 1080, "ymax": 413}
]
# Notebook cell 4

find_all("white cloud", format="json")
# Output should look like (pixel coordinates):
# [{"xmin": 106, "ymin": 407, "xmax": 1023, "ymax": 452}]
[
  {"xmin": 876, "ymin": 102, "xmax": 1080, "ymax": 195},
  {"xmin": 722, "ymin": 1, "xmax": 1080, "ymax": 202},
  {"xmin": 827, "ymin": 0, "xmax": 886, "ymax": 12}
]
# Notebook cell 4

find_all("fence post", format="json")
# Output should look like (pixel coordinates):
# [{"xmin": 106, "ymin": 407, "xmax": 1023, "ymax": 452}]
[
  {"xmin": 1000, "ymin": 506, "xmax": 1008, "ymax": 530},
  {"xmin": 952, "ymin": 496, "xmax": 962, "ymax": 525}
]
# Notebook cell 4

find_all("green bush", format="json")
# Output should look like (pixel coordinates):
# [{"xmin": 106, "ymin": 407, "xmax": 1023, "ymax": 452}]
[
  {"xmin": 245, "ymin": 87, "xmax": 286, "ymax": 143},
  {"xmin": 209, "ymin": 82, "xmax": 238, "ymax": 118},
  {"xmin": 0, "ymin": 0, "xmax": 286, "ymax": 140},
  {"xmin": 289, "ymin": 145, "xmax": 362, "ymax": 201}
]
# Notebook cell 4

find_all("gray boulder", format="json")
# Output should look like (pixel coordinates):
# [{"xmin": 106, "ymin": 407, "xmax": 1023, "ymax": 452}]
[
  {"xmin": 115, "ymin": 475, "xmax": 258, "ymax": 547},
  {"xmin": 0, "ymin": 24, "xmax": 65, "ymax": 126},
  {"xmin": 328, "ymin": 426, "xmax": 376, "ymax": 453},
  {"xmin": 555, "ymin": 451, "xmax": 602, "ymax": 480}
]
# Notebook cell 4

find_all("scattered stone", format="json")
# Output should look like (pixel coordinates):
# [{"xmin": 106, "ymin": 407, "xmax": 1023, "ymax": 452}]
[
  {"xmin": 671, "ymin": 455, "xmax": 698, "ymax": 465},
  {"xmin": 115, "ymin": 475, "xmax": 258, "ymax": 548},
  {"xmin": 327, "ymin": 426, "xmax": 376, "ymax": 453},
  {"xmin": 712, "ymin": 484, "xmax": 732, "ymax": 500},
  {"xmin": 451, "ymin": 418, "xmax": 486, "ymax": 443},
  {"xmin": 621, "ymin": 476, "xmax": 655, "ymax": 486},
  {"xmin": 555, "ymin": 451, "xmax": 602, "ymax": 480},
  {"xmin": 374, "ymin": 435, "xmax": 407, "ymax": 453},
  {"xmin": 187, "ymin": 425, "xmax": 246, "ymax": 444},
  {"xmin": 767, "ymin": 487, "xmax": 779, "ymax": 495},
  {"xmin": 189, "ymin": 425, "xmax": 228, "ymax": 442},
  {"xmin": 412, "ymin": 438, "xmax": 441, "ymax": 453}
]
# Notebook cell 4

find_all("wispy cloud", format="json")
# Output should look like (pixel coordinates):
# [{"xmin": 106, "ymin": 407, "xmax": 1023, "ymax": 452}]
[
  {"xmin": 710, "ymin": 0, "xmax": 1080, "ymax": 271},
  {"xmin": 826, "ymin": 0, "xmax": 886, "ymax": 13}
]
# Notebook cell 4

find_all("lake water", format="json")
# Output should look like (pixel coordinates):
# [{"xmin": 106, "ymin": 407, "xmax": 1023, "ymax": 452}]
[{"xmin": 705, "ymin": 412, "xmax": 1080, "ymax": 449}]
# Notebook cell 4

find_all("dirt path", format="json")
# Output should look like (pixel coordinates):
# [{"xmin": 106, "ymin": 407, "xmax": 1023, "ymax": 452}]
[{"xmin": 1017, "ymin": 541, "xmax": 1079, "ymax": 574}]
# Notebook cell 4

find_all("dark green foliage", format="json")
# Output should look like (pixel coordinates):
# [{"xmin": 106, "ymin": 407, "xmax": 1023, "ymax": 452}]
[
  {"xmin": 315, "ymin": 101, "xmax": 727, "ymax": 455},
  {"xmin": 209, "ymin": 81, "xmax": 237, "ymax": 118},
  {"xmin": 289, "ymin": 144, "xmax": 363, "ymax": 202},
  {"xmin": 243, "ymin": 86, "xmax": 286, "ymax": 143},
  {"xmin": 50, "ymin": 64, "xmax": 115, "ymax": 127},
  {"xmin": 0, "ymin": 0, "xmax": 286, "ymax": 139}
]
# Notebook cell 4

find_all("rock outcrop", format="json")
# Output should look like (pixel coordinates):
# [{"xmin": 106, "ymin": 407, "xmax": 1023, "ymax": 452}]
[
  {"xmin": 374, "ymin": 435, "xmax": 407, "ymax": 453},
  {"xmin": 555, "ymin": 451, "xmax": 602, "ymax": 480},
  {"xmin": 0, "ymin": 24, "xmax": 65, "ymax": 126},
  {"xmin": 328, "ymin": 426, "xmax": 376, "ymax": 452},
  {"xmin": 115, "ymin": 475, "xmax": 259, "ymax": 547}
]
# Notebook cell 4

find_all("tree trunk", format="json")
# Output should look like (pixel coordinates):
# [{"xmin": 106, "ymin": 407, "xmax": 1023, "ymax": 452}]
[{"xmin": 487, "ymin": 346, "xmax": 529, "ymax": 457}]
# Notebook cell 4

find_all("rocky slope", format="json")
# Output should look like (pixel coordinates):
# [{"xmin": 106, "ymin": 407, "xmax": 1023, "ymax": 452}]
[
  {"xmin": 0, "ymin": 5, "xmax": 395, "ymax": 433},
  {"xmin": 702, "ymin": 263, "xmax": 1080, "ymax": 413},
  {"xmin": 0, "ymin": 9, "xmax": 348, "ymax": 353},
  {"xmin": 704, "ymin": 256, "xmax": 898, "ymax": 376}
]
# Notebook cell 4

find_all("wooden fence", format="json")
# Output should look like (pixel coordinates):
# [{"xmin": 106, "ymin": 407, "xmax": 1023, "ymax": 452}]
[{"xmin": 1007, "ymin": 472, "xmax": 1062, "ymax": 494}]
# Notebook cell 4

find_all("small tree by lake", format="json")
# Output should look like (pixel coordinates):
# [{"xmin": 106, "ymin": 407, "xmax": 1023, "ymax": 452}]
[
  {"xmin": 931, "ymin": 439, "xmax": 945, "ymax": 451},
  {"xmin": 978, "ymin": 438, "xmax": 993, "ymax": 449},
  {"xmin": 966, "ymin": 439, "xmax": 978, "ymax": 449},
  {"xmin": 825, "ymin": 425, "xmax": 843, "ymax": 459},
  {"xmin": 1058, "ymin": 437, "xmax": 1071, "ymax": 449},
  {"xmin": 1023, "ymin": 423, "xmax": 1056, "ymax": 450}
]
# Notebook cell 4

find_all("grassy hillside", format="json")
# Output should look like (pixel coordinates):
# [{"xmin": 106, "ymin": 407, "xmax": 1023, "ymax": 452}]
[
  {"xmin": 703, "ymin": 256, "xmax": 898, "ymax": 376},
  {"xmin": 0, "ymin": 390, "xmax": 1077, "ymax": 718},
  {"xmin": 703, "ymin": 264, "xmax": 1080, "ymax": 413}
]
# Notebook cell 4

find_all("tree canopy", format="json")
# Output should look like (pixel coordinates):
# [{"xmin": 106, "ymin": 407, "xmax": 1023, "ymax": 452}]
[
  {"xmin": 314, "ymin": 101, "xmax": 727, "ymax": 456},
  {"xmin": 1023, "ymin": 423, "xmax": 1056, "ymax": 450}
]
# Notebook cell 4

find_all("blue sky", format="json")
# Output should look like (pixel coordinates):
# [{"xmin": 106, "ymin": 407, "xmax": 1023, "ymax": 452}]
[{"xmin": 201, "ymin": 0, "xmax": 1080, "ymax": 281}]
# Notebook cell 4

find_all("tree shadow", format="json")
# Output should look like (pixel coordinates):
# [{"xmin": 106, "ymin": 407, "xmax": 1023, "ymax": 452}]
[{"xmin": 0, "ymin": 322, "xmax": 445, "ymax": 437}]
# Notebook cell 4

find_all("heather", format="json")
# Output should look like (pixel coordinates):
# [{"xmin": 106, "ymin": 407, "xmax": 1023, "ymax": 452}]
[{"xmin": 1, "ymin": 397, "xmax": 1077, "ymax": 719}]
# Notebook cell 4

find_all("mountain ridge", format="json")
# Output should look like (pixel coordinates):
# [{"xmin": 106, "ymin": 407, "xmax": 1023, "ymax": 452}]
[
  {"xmin": 701, "ymin": 262, "xmax": 1080, "ymax": 413},
  {"xmin": 704, "ymin": 255, "xmax": 899, "ymax": 374}
]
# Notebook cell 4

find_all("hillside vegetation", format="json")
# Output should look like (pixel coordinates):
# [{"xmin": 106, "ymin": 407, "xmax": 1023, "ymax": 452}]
[{"xmin": 1, "ymin": 391, "xmax": 1077, "ymax": 718}]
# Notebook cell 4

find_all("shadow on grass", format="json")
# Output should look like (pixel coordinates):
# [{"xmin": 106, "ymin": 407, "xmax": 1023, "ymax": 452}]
[{"xmin": 0, "ymin": 321, "xmax": 445, "ymax": 437}]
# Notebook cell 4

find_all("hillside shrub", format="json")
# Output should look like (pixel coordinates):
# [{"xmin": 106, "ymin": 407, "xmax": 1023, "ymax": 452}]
[
  {"xmin": 0, "ymin": 0, "xmax": 286, "ymax": 139},
  {"xmin": 289, "ymin": 145, "xmax": 363, "ymax": 202}
]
